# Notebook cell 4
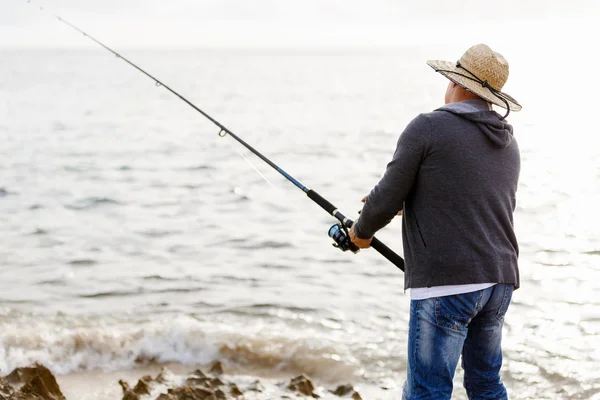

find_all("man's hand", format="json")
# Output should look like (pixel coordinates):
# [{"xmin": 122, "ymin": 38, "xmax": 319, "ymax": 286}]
[{"xmin": 349, "ymin": 225, "xmax": 372, "ymax": 248}]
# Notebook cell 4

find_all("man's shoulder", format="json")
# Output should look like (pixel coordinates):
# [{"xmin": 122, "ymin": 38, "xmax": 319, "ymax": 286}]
[
  {"xmin": 417, "ymin": 108, "xmax": 474, "ymax": 135},
  {"xmin": 402, "ymin": 110, "xmax": 454, "ymax": 136},
  {"xmin": 421, "ymin": 108, "xmax": 461, "ymax": 123},
  {"xmin": 402, "ymin": 108, "xmax": 471, "ymax": 139},
  {"xmin": 406, "ymin": 109, "xmax": 461, "ymax": 129}
]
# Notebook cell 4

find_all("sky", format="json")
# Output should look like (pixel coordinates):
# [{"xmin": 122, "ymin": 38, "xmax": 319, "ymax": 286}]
[{"xmin": 0, "ymin": 0, "xmax": 599, "ymax": 48}]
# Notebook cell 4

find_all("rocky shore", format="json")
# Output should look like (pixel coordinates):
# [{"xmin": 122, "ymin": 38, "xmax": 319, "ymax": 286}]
[
  {"xmin": 0, "ymin": 364, "xmax": 65, "ymax": 400},
  {"xmin": 0, "ymin": 363, "xmax": 363, "ymax": 400}
]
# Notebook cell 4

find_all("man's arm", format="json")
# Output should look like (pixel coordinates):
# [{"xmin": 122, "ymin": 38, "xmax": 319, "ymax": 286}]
[{"xmin": 351, "ymin": 113, "xmax": 432, "ymax": 242}]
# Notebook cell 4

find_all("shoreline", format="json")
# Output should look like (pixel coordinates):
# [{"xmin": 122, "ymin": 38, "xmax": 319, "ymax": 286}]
[{"xmin": 2, "ymin": 363, "xmax": 402, "ymax": 400}]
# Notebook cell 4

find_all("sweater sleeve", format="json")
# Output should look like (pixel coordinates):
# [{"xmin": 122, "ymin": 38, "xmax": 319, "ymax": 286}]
[{"xmin": 353, "ymin": 113, "xmax": 431, "ymax": 239}]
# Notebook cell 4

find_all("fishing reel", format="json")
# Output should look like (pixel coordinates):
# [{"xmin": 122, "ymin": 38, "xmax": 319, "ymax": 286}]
[{"xmin": 328, "ymin": 223, "xmax": 360, "ymax": 254}]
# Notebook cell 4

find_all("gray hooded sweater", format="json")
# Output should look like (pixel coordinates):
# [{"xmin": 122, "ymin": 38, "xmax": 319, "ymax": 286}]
[{"xmin": 353, "ymin": 99, "xmax": 520, "ymax": 290}]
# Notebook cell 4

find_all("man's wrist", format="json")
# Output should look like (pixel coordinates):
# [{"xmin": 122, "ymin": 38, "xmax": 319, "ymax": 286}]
[{"xmin": 352, "ymin": 219, "xmax": 372, "ymax": 240}]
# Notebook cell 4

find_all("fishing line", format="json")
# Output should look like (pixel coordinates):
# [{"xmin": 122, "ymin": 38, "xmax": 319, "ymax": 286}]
[
  {"xmin": 225, "ymin": 139, "xmax": 279, "ymax": 191},
  {"xmin": 26, "ymin": 0, "xmax": 405, "ymax": 271}
]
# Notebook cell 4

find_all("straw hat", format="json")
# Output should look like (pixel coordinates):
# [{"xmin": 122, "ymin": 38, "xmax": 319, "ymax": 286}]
[{"xmin": 427, "ymin": 44, "xmax": 521, "ymax": 113}]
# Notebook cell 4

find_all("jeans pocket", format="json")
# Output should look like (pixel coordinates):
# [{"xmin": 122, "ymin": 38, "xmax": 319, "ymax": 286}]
[
  {"xmin": 495, "ymin": 284, "xmax": 514, "ymax": 322},
  {"xmin": 434, "ymin": 291, "xmax": 483, "ymax": 331}
]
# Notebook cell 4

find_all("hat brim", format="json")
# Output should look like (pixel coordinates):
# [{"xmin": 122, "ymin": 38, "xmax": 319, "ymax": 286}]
[{"xmin": 427, "ymin": 60, "xmax": 522, "ymax": 112}]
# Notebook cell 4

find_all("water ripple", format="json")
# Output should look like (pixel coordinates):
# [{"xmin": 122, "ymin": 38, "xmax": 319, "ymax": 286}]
[
  {"xmin": 79, "ymin": 290, "xmax": 142, "ymax": 299},
  {"xmin": 68, "ymin": 259, "xmax": 97, "ymax": 266},
  {"xmin": 65, "ymin": 197, "xmax": 123, "ymax": 210}
]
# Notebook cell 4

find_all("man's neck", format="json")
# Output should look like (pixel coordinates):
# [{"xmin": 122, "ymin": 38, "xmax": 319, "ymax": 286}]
[{"xmin": 448, "ymin": 98, "xmax": 492, "ymax": 110}]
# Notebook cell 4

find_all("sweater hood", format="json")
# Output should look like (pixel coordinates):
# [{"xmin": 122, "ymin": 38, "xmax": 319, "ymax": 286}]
[{"xmin": 436, "ymin": 99, "xmax": 514, "ymax": 148}]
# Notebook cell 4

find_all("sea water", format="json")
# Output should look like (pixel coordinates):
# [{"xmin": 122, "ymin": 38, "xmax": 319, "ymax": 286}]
[{"xmin": 0, "ymin": 47, "xmax": 599, "ymax": 399}]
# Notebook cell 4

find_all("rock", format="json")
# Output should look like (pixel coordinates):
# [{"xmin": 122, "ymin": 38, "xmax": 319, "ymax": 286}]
[
  {"xmin": 118, "ymin": 380, "xmax": 139, "ymax": 400},
  {"xmin": 0, "ymin": 377, "xmax": 15, "ymax": 400},
  {"xmin": 156, "ymin": 394, "xmax": 173, "ymax": 400},
  {"xmin": 332, "ymin": 384, "xmax": 354, "ymax": 396},
  {"xmin": 186, "ymin": 376, "xmax": 211, "ymax": 387},
  {"xmin": 331, "ymin": 384, "xmax": 362, "ymax": 400},
  {"xmin": 185, "ymin": 376, "xmax": 223, "ymax": 390},
  {"xmin": 155, "ymin": 367, "xmax": 173, "ymax": 384},
  {"xmin": 167, "ymin": 385, "xmax": 214, "ymax": 400},
  {"xmin": 214, "ymin": 389, "xmax": 226, "ymax": 399},
  {"xmin": 5, "ymin": 368, "xmax": 32, "ymax": 385},
  {"xmin": 191, "ymin": 369, "xmax": 208, "ymax": 378},
  {"xmin": 287, "ymin": 374, "xmax": 319, "ymax": 398},
  {"xmin": 19, "ymin": 375, "xmax": 65, "ymax": 400},
  {"xmin": 248, "ymin": 380, "xmax": 265, "ymax": 392},
  {"xmin": 229, "ymin": 384, "xmax": 243, "ymax": 397},
  {"xmin": 209, "ymin": 378, "xmax": 224, "ymax": 388},
  {"xmin": 188, "ymin": 386, "xmax": 214, "ymax": 399},
  {"xmin": 132, "ymin": 377, "xmax": 151, "ymax": 396},
  {"xmin": 8, "ymin": 364, "xmax": 66, "ymax": 400},
  {"xmin": 209, "ymin": 361, "xmax": 224, "ymax": 376},
  {"xmin": 331, "ymin": 385, "xmax": 350, "ymax": 396}
]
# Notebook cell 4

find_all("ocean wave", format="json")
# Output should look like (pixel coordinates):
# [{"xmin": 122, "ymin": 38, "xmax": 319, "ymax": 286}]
[
  {"xmin": 137, "ymin": 229, "xmax": 182, "ymax": 238},
  {"xmin": 65, "ymin": 197, "xmax": 123, "ymax": 210},
  {"xmin": 78, "ymin": 290, "xmax": 143, "ymax": 299},
  {"xmin": 0, "ymin": 315, "xmax": 360, "ymax": 382},
  {"xmin": 237, "ymin": 241, "xmax": 293, "ymax": 250},
  {"xmin": 142, "ymin": 275, "xmax": 181, "ymax": 281},
  {"xmin": 28, "ymin": 228, "xmax": 49, "ymax": 236},
  {"xmin": 182, "ymin": 164, "xmax": 215, "ymax": 171},
  {"xmin": 68, "ymin": 259, "xmax": 97, "ymax": 266}
]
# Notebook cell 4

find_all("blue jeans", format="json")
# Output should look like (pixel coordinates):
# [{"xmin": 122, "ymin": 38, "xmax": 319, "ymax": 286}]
[{"xmin": 402, "ymin": 284, "xmax": 514, "ymax": 400}]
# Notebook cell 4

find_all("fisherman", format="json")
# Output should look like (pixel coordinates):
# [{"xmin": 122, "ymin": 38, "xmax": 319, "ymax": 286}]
[{"xmin": 349, "ymin": 44, "xmax": 521, "ymax": 400}]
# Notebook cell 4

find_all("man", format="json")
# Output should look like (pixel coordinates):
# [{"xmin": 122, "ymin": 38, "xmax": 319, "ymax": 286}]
[{"xmin": 349, "ymin": 44, "xmax": 521, "ymax": 400}]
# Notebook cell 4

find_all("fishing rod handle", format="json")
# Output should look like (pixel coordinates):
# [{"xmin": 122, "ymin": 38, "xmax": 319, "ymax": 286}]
[
  {"xmin": 371, "ymin": 237, "xmax": 405, "ymax": 272},
  {"xmin": 307, "ymin": 189, "xmax": 337, "ymax": 214}
]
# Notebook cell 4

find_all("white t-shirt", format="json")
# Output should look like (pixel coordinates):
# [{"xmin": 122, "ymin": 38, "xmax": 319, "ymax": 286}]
[{"xmin": 410, "ymin": 283, "xmax": 496, "ymax": 300}]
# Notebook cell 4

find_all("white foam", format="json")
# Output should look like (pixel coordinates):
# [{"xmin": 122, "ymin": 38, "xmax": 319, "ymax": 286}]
[{"xmin": 0, "ymin": 313, "xmax": 359, "ymax": 382}]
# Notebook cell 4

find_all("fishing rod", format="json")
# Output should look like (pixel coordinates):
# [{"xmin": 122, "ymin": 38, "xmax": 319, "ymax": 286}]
[{"xmin": 29, "ymin": 1, "xmax": 405, "ymax": 272}]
